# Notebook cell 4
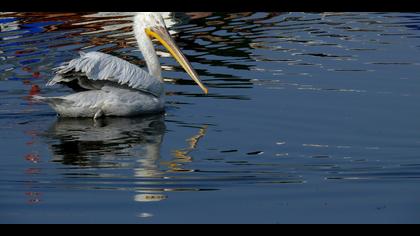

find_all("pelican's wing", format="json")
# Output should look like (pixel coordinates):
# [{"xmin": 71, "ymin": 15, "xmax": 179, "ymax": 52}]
[{"xmin": 48, "ymin": 52, "xmax": 163, "ymax": 97}]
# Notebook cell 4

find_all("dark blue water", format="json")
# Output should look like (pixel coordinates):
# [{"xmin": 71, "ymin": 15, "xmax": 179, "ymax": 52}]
[{"xmin": 1, "ymin": 12, "xmax": 420, "ymax": 223}]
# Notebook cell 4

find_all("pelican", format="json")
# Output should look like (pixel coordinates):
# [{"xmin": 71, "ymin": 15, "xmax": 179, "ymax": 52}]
[{"xmin": 35, "ymin": 12, "xmax": 208, "ymax": 119}]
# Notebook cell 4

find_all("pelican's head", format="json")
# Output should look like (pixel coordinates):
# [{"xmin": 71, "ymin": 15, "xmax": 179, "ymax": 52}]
[{"xmin": 134, "ymin": 12, "xmax": 208, "ymax": 94}]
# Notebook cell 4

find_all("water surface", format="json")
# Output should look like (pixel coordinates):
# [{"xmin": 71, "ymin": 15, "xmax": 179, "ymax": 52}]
[{"xmin": 1, "ymin": 12, "xmax": 420, "ymax": 223}]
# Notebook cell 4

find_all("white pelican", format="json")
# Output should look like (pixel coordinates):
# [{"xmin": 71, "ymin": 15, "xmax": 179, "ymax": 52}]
[{"xmin": 35, "ymin": 12, "xmax": 208, "ymax": 119}]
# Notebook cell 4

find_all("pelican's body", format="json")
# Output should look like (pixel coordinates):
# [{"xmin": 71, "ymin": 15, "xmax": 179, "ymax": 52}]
[
  {"xmin": 35, "ymin": 12, "xmax": 207, "ymax": 119},
  {"xmin": 44, "ymin": 82, "xmax": 164, "ymax": 118}
]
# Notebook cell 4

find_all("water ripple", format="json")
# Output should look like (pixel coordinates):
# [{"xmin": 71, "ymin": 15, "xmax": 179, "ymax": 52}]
[{"xmin": 1, "ymin": 12, "xmax": 420, "ymax": 215}]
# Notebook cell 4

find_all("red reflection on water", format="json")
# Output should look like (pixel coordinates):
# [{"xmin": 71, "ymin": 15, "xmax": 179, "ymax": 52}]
[
  {"xmin": 23, "ymin": 134, "xmax": 43, "ymax": 204},
  {"xmin": 26, "ymin": 140, "xmax": 34, "ymax": 146},
  {"xmin": 25, "ymin": 192, "xmax": 41, "ymax": 196},
  {"xmin": 22, "ymin": 79, "xmax": 31, "ymax": 85},
  {"xmin": 25, "ymin": 192, "xmax": 42, "ymax": 204},
  {"xmin": 185, "ymin": 12, "xmax": 214, "ymax": 19},
  {"xmin": 32, "ymin": 71, "xmax": 41, "ymax": 78},
  {"xmin": 25, "ymin": 168, "xmax": 41, "ymax": 175},
  {"xmin": 15, "ymin": 48, "xmax": 36, "ymax": 55},
  {"xmin": 24, "ymin": 130, "xmax": 38, "ymax": 137},
  {"xmin": 22, "ymin": 66, "xmax": 32, "ymax": 72},
  {"xmin": 25, "ymin": 153, "xmax": 40, "ymax": 163},
  {"xmin": 29, "ymin": 85, "xmax": 41, "ymax": 96}
]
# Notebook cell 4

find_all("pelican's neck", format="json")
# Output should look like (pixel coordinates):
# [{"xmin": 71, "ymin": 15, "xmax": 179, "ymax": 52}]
[{"xmin": 133, "ymin": 22, "xmax": 162, "ymax": 81}]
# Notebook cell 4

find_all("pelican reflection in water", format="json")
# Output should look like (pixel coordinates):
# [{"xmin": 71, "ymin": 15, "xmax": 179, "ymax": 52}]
[
  {"xmin": 45, "ymin": 115, "xmax": 165, "ymax": 168},
  {"xmin": 44, "ymin": 114, "xmax": 208, "ymax": 202},
  {"xmin": 35, "ymin": 12, "xmax": 208, "ymax": 119}
]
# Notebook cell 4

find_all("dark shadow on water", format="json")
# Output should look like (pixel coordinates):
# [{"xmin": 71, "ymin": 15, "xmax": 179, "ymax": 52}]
[{"xmin": 44, "ymin": 114, "xmax": 166, "ymax": 167}]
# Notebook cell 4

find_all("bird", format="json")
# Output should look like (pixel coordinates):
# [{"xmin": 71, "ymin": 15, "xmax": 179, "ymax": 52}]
[{"xmin": 34, "ymin": 12, "xmax": 208, "ymax": 119}]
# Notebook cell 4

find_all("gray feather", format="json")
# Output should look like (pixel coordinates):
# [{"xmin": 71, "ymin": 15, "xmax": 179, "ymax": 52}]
[{"xmin": 48, "ymin": 52, "xmax": 163, "ymax": 97}]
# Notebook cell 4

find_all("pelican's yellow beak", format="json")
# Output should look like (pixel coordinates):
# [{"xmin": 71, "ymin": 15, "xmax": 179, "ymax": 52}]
[{"xmin": 145, "ymin": 26, "xmax": 208, "ymax": 94}]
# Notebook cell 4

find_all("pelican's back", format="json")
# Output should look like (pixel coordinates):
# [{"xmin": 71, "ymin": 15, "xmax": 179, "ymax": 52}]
[{"xmin": 49, "ymin": 52, "xmax": 164, "ymax": 97}]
